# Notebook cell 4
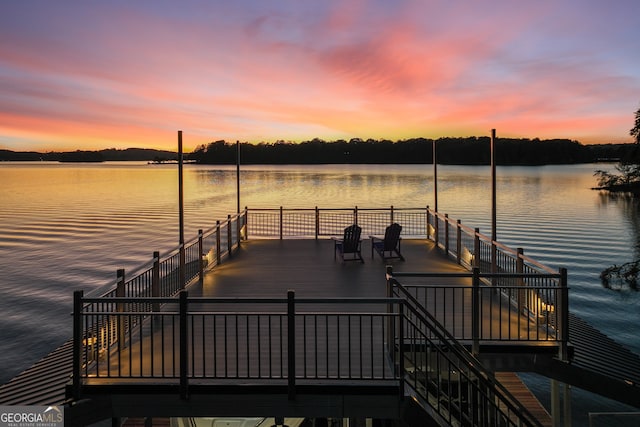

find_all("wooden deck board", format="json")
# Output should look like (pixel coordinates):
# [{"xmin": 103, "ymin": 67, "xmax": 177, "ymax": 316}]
[
  {"xmin": 88, "ymin": 238, "xmax": 557, "ymax": 380},
  {"xmin": 194, "ymin": 238, "xmax": 463, "ymax": 299},
  {"xmin": 494, "ymin": 372, "xmax": 552, "ymax": 427}
]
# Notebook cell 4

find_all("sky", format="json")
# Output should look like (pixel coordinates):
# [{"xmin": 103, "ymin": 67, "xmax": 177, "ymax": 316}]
[{"xmin": 1, "ymin": 0, "xmax": 639, "ymax": 152}]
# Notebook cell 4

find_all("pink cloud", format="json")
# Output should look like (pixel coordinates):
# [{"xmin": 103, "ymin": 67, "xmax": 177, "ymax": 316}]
[{"xmin": 0, "ymin": 1, "xmax": 638, "ymax": 150}]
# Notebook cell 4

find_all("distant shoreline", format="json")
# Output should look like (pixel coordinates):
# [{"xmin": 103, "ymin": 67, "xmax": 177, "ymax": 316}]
[{"xmin": 1, "ymin": 138, "xmax": 636, "ymax": 165}]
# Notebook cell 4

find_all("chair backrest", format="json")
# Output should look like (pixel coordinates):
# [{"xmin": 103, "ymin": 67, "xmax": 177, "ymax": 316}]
[
  {"xmin": 342, "ymin": 224, "xmax": 362, "ymax": 252},
  {"xmin": 383, "ymin": 223, "xmax": 402, "ymax": 250}
]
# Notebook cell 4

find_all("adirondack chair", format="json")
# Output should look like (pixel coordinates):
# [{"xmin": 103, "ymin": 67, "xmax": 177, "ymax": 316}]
[
  {"xmin": 332, "ymin": 224, "xmax": 364, "ymax": 263},
  {"xmin": 370, "ymin": 223, "xmax": 404, "ymax": 261}
]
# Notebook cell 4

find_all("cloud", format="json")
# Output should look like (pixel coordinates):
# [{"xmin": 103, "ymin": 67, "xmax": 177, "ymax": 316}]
[{"xmin": 0, "ymin": 0, "xmax": 639, "ymax": 150}]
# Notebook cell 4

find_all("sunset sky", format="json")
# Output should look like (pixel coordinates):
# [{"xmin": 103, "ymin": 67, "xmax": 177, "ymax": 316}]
[{"xmin": 1, "ymin": 1, "xmax": 639, "ymax": 152}]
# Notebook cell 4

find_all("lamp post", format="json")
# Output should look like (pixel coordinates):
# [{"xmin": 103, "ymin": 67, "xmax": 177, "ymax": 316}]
[
  {"xmin": 491, "ymin": 129, "xmax": 497, "ymax": 284},
  {"xmin": 236, "ymin": 140, "xmax": 240, "ymax": 214},
  {"xmin": 178, "ymin": 130, "xmax": 185, "ymax": 289},
  {"xmin": 433, "ymin": 139, "xmax": 438, "ymax": 213}
]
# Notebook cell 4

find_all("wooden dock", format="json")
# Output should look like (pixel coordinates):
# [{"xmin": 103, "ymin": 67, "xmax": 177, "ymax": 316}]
[{"xmin": 4, "ymin": 234, "xmax": 638, "ymax": 426}]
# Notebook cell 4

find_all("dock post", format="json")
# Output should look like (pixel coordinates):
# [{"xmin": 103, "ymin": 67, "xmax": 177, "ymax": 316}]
[
  {"xmin": 472, "ymin": 267, "xmax": 480, "ymax": 356},
  {"xmin": 398, "ymin": 301, "xmax": 405, "ymax": 401},
  {"xmin": 179, "ymin": 243, "xmax": 186, "ymax": 290},
  {"xmin": 516, "ymin": 248, "xmax": 524, "ymax": 315},
  {"xmin": 473, "ymin": 228, "xmax": 480, "ymax": 269},
  {"xmin": 216, "ymin": 220, "xmax": 221, "ymax": 265},
  {"xmin": 227, "ymin": 215, "xmax": 232, "ymax": 256},
  {"xmin": 236, "ymin": 215, "xmax": 241, "ymax": 248},
  {"xmin": 198, "ymin": 229, "xmax": 204, "ymax": 283},
  {"xmin": 559, "ymin": 267, "xmax": 569, "ymax": 361},
  {"xmin": 444, "ymin": 214, "xmax": 449, "ymax": 256},
  {"xmin": 244, "ymin": 206, "xmax": 249, "ymax": 240},
  {"xmin": 72, "ymin": 290, "xmax": 83, "ymax": 401},
  {"xmin": 456, "ymin": 219, "xmax": 462, "ymax": 265},
  {"xmin": 287, "ymin": 290, "xmax": 296, "ymax": 400},
  {"xmin": 386, "ymin": 266, "xmax": 394, "ymax": 367},
  {"xmin": 152, "ymin": 251, "xmax": 160, "ymax": 311},
  {"xmin": 426, "ymin": 205, "xmax": 430, "ymax": 239},
  {"xmin": 116, "ymin": 269, "xmax": 126, "ymax": 349},
  {"xmin": 179, "ymin": 290, "xmax": 189, "ymax": 400},
  {"xmin": 434, "ymin": 212, "xmax": 439, "ymax": 247}
]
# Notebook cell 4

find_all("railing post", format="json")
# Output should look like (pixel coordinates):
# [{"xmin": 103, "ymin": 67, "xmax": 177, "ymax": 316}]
[
  {"xmin": 398, "ymin": 301, "xmax": 405, "ymax": 401},
  {"xmin": 116, "ymin": 268, "xmax": 126, "ymax": 348},
  {"xmin": 227, "ymin": 214, "xmax": 232, "ymax": 256},
  {"xmin": 444, "ymin": 213, "xmax": 450, "ymax": 255},
  {"xmin": 287, "ymin": 290, "xmax": 296, "ymax": 400},
  {"xmin": 472, "ymin": 267, "xmax": 480, "ymax": 356},
  {"xmin": 236, "ymin": 213, "xmax": 241, "ymax": 247},
  {"xmin": 426, "ymin": 205, "xmax": 431, "ymax": 239},
  {"xmin": 456, "ymin": 219, "xmax": 462, "ymax": 265},
  {"xmin": 179, "ymin": 290, "xmax": 189, "ymax": 400},
  {"xmin": 216, "ymin": 220, "xmax": 221, "ymax": 265},
  {"xmin": 152, "ymin": 251, "xmax": 160, "ymax": 311},
  {"xmin": 491, "ymin": 238, "xmax": 497, "ymax": 287},
  {"xmin": 354, "ymin": 205, "xmax": 358, "ymax": 225},
  {"xmin": 179, "ymin": 243, "xmax": 186, "ymax": 290},
  {"xmin": 198, "ymin": 229, "xmax": 204, "ymax": 283},
  {"xmin": 390, "ymin": 205, "xmax": 394, "ymax": 223},
  {"xmin": 473, "ymin": 228, "xmax": 481, "ymax": 269},
  {"xmin": 279, "ymin": 206, "xmax": 284, "ymax": 240},
  {"xmin": 315, "ymin": 206, "xmax": 319, "ymax": 239},
  {"xmin": 72, "ymin": 290, "xmax": 83, "ymax": 401},
  {"xmin": 559, "ymin": 267, "xmax": 569, "ymax": 361},
  {"xmin": 244, "ymin": 206, "xmax": 249, "ymax": 240},
  {"xmin": 516, "ymin": 248, "xmax": 524, "ymax": 315},
  {"xmin": 434, "ymin": 211, "xmax": 439, "ymax": 247},
  {"xmin": 385, "ymin": 266, "xmax": 395, "ymax": 368}
]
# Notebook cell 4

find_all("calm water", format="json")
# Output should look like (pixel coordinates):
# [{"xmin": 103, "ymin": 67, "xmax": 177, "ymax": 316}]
[{"xmin": 1, "ymin": 162, "xmax": 638, "ymax": 421}]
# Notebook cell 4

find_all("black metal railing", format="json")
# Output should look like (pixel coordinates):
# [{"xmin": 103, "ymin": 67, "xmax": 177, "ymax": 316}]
[
  {"xmin": 387, "ymin": 268, "xmax": 569, "ymax": 352},
  {"xmin": 72, "ymin": 290, "xmax": 542, "ymax": 426},
  {"xmin": 245, "ymin": 206, "xmax": 428, "ymax": 239},
  {"xmin": 95, "ymin": 210, "xmax": 246, "ymax": 300},
  {"xmin": 388, "ymin": 275, "xmax": 544, "ymax": 427}
]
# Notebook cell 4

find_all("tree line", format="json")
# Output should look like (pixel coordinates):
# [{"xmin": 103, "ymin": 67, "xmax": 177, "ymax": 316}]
[
  {"xmin": 190, "ymin": 137, "xmax": 636, "ymax": 165},
  {"xmin": 0, "ymin": 148, "xmax": 178, "ymax": 162},
  {"xmin": 2, "ymin": 137, "xmax": 636, "ymax": 165}
]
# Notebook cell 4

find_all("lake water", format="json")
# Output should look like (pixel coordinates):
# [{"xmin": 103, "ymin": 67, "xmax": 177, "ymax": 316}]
[{"xmin": 1, "ymin": 162, "xmax": 638, "ymax": 423}]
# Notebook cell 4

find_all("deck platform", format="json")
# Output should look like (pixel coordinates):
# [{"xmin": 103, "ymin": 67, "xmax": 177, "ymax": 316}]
[
  {"xmin": 192, "ymin": 238, "xmax": 465, "ymax": 299},
  {"xmin": 4, "ymin": 236, "xmax": 638, "ymax": 426}
]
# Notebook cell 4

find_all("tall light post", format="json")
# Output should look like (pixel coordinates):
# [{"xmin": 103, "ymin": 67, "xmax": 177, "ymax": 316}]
[
  {"xmin": 236, "ymin": 140, "xmax": 240, "ymax": 214},
  {"xmin": 491, "ymin": 129, "xmax": 497, "ymax": 282},
  {"xmin": 433, "ymin": 139, "xmax": 438, "ymax": 213},
  {"xmin": 178, "ymin": 130, "xmax": 185, "ymax": 289}
]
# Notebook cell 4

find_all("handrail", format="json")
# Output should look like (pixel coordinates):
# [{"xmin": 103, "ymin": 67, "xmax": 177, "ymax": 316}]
[
  {"xmin": 389, "ymin": 274, "xmax": 544, "ymax": 427},
  {"xmin": 72, "ymin": 292, "xmax": 401, "ymax": 398},
  {"xmin": 426, "ymin": 207, "xmax": 559, "ymax": 276},
  {"xmin": 389, "ymin": 269, "xmax": 568, "ymax": 350},
  {"xmin": 87, "ymin": 206, "xmax": 561, "ymax": 302},
  {"xmin": 87, "ymin": 210, "xmax": 247, "ymax": 300},
  {"xmin": 72, "ymin": 291, "xmax": 543, "ymax": 426}
]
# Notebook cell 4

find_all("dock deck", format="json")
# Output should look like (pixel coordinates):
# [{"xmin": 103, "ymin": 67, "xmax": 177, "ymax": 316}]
[
  {"xmin": 0, "ymin": 216, "xmax": 637, "ymax": 423},
  {"xmin": 193, "ymin": 238, "xmax": 464, "ymax": 299}
]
